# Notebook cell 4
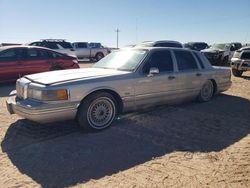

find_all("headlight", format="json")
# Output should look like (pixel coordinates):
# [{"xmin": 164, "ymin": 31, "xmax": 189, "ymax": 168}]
[{"xmin": 28, "ymin": 89, "xmax": 68, "ymax": 101}]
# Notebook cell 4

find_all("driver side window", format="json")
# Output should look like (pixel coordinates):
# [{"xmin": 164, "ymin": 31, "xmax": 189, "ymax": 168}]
[{"xmin": 142, "ymin": 50, "xmax": 173, "ymax": 74}]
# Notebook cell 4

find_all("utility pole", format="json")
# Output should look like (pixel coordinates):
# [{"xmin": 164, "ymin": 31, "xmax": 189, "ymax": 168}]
[
  {"xmin": 115, "ymin": 28, "xmax": 120, "ymax": 48},
  {"xmin": 136, "ymin": 18, "xmax": 138, "ymax": 44}
]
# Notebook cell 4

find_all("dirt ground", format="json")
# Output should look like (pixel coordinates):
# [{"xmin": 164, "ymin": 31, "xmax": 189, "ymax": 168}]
[{"xmin": 0, "ymin": 63, "xmax": 249, "ymax": 188}]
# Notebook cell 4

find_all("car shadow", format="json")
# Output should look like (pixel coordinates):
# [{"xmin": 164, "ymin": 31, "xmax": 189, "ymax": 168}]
[
  {"xmin": 241, "ymin": 75, "xmax": 250, "ymax": 80},
  {"xmin": 0, "ymin": 82, "xmax": 15, "ymax": 97},
  {"xmin": 1, "ymin": 94, "xmax": 250, "ymax": 188}
]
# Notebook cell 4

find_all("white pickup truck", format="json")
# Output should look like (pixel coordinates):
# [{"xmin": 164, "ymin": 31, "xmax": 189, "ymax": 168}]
[{"xmin": 72, "ymin": 42, "xmax": 110, "ymax": 61}]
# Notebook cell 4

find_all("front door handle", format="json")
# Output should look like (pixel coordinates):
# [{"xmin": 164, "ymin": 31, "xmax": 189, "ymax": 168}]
[
  {"xmin": 168, "ymin": 76, "xmax": 175, "ymax": 80},
  {"xmin": 196, "ymin": 73, "xmax": 202, "ymax": 76}
]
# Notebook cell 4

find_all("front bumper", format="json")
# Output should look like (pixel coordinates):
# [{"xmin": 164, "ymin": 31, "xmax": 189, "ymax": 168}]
[
  {"xmin": 203, "ymin": 53, "xmax": 223, "ymax": 65},
  {"xmin": 231, "ymin": 62, "xmax": 250, "ymax": 71},
  {"xmin": 6, "ymin": 90, "xmax": 79, "ymax": 123}
]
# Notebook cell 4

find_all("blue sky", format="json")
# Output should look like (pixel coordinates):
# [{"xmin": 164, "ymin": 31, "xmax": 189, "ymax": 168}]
[{"xmin": 0, "ymin": 0, "xmax": 250, "ymax": 47}]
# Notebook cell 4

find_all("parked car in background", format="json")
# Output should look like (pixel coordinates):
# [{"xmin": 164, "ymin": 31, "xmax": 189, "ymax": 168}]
[
  {"xmin": 231, "ymin": 49, "xmax": 250, "ymax": 77},
  {"xmin": 231, "ymin": 42, "xmax": 242, "ymax": 51},
  {"xmin": 72, "ymin": 42, "xmax": 110, "ymax": 61},
  {"xmin": 135, "ymin": 40, "xmax": 183, "ymax": 48},
  {"xmin": 201, "ymin": 43, "xmax": 235, "ymax": 65},
  {"xmin": 184, "ymin": 42, "xmax": 209, "ymax": 51},
  {"xmin": 28, "ymin": 39, "xmax": 76, "ymax": 57},
  {"xmin": 0, "ymin": 43, "xmax": 21, "ymax": 47},
  {"xmin": 7, "ymin": 47, "xmax": 231, "ymax": 131},
  {"xmin": 0, "ymin": 46, "xmax": 79, "ymax": 83}
]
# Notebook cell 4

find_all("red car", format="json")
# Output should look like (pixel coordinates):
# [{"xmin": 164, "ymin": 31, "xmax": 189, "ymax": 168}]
[{"xmin": 0, "ymin": 46, "xmax": 80, "ymax": 83}]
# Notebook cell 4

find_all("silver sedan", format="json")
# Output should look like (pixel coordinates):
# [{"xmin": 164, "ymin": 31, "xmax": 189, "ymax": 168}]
[{"xmin": 6, "ymin": 47, "xmax": 232, "ymax": 130}]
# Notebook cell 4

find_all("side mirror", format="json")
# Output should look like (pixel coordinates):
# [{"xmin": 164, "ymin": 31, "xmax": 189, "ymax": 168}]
[{"xmin": 148, "ymin": 67, "xmax": 159, "ymax": 77}]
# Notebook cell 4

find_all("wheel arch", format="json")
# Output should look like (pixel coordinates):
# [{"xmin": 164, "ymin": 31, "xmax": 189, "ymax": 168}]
[
  {"xmin": 209, "ymin": 79, "xmax": 217, "ymax": 95},
  {"xmin": 78, "ymin": 88, "xmax": 124, "ymax": 114}
]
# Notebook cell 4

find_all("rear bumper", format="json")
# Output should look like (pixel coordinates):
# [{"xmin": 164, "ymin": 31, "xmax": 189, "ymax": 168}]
[
  {"xmin": 217, "ymin": 81, "xmax": 232, "ymax": 93},
  {"xmin": 6, "ymin": 91, "xmax": 78, "ymax": 123}
]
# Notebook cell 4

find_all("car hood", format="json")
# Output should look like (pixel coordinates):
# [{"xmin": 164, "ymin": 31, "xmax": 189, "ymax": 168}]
[
  {"xmin": 201, "ymin": 48, "xmax": 225, "ymax": 53},
  {"xmin": 24, "ymin": 68, "xmax": 130, "ymax": 85}
]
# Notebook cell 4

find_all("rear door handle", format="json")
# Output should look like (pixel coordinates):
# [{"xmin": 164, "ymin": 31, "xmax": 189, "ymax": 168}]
[
  {"xmin": 196, "ymin": 73, "xmax": 202, "ymax": 76},
  {"xmin": 168, "ymin": 76, "xmax": 175, "ymax": 80}
]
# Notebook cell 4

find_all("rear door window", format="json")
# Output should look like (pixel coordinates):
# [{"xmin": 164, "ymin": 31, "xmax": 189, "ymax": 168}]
[
  {"xmin": 27, "ymin": 48, "xmax": 40, "ymax": 58},
  {"xmin": 47, "ymin": 51, "xmax": 64, "ymax": 58},
  {"xmin": 174, "ymin": 50, "xmax": 198, "ymax": 71}
]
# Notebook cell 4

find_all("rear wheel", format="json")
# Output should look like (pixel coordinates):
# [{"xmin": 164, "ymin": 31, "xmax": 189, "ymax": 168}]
[
  {"xmin": 95, "ymin": 53, "xmax": 104, "ymax": 62},
  {"xmin": 198, "ymin": 80, "xmax": 214, "ymax": 102},
  {"xmin": 77, "ymin": 92, "xmax": 117, "ymax": 131},
  {"xmin": 232, "ymin": 68, "xmax": 243, "ymax": 77}
]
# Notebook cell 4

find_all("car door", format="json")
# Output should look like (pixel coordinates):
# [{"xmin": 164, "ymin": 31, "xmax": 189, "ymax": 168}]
[
  {"xmin": 75, "ymin": 43, "xmax": 90, "ymax": 58},
  {"xmin": 0, "ymin": 48, "xmax": 21, "ymax": 82},
  {"xmin": 173, "ymin": 49, "xmax": 203, "ymax": 99},
  {"xmin": 19, "ymin": 48, "xmax": 51, "ymax": 76},
  {"xmin": 134, "ymin": 49, "xmax": 178, "ymax": 108}
]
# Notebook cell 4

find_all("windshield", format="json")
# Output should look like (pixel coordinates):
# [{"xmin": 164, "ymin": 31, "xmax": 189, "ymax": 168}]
[
  {"xmin": 211, "ymin": 43, "xmax": 228, "ymax": 49},
  {"xmin": 93, "ymin": 49, "xmax": 147, "ymax": 71}
]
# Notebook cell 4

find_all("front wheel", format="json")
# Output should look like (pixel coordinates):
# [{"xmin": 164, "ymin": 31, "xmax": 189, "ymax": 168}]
[
  {"xmin": 77, "ymin": 92, "xmax": 117, "ymax": 131},
  {"xmin": 198, "ymin": 80, "xmax": 214, "ymax": 102},
  {"xmin": 232, "ymin": 68, "xmax": 243, "ymax": 77}
]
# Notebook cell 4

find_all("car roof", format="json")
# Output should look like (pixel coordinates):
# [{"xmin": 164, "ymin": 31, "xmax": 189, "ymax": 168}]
[
  {"xmin": 0, "ymin": 45, "xmax": 65, "ymax": 54},
  {"xmin": 140, "ymin": 40, "xmax": 182, "ymax": 44},
  {"xmin": 124, "ymin": 46, "xmax": 196, "ymax": 52},
  {"xmin": 239, "ymin": 46, "xmax": 250, "ymax": 51},
  {"xmin": 73, "ymin": 42, "xmax": 88, "ymax": 43},
  {"xmin": 185, "ymin": 42, "xmax": 208, "ymax": 44}
]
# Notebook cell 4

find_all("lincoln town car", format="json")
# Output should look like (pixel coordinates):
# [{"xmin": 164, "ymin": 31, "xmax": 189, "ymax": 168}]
[{"xmin": 6, "ymin": 47, "xmax": 232, "ymax": 130}]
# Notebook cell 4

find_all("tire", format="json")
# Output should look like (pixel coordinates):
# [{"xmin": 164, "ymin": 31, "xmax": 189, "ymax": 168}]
[
  {"xmin": 77, "ymin": 92, "xmax": 117, "ymax": 131},
  {"xmin": 232, "ymin": 68, "xmax": 243, "ymax": 77},
  {"xmin": 198, "ymin": 80, "xmax": 214, "ymax": 102},
  {"xmin": 95, "ymin": 53, "xmax": 104, "ymax": 62}
]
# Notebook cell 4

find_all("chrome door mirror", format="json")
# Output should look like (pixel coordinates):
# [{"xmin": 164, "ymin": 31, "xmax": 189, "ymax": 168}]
[{"xmin": 148, "ymin": 67, "xmax": 159, "ymax": 77}]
